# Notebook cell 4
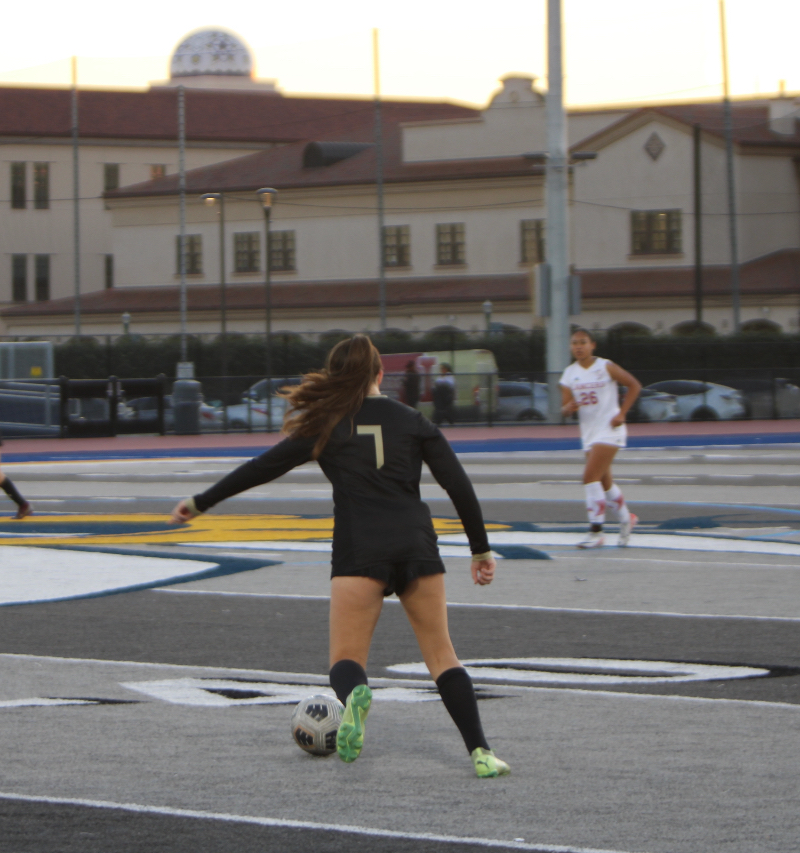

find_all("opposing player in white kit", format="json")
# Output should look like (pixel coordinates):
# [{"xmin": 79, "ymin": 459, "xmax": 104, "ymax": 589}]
[{"xmin": 560, "ymin": 329, "xmax": 641, "ymax": 549}]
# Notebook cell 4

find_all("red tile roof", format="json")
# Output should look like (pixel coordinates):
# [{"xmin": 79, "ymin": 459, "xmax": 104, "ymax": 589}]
[
  {"xmin": 1, "ymin": 275, "xmax": 529, "ymax": 318},
  {"xmin": 578, "ymin": 100, "xmax": 800, "ymax": 152},
  {"xmin": 580, "ymin": 249, "xmax": 800, "ymax": 298},
  {"xmin": 656, "ymin": 102, "xmax": 800, "ymax": 146},
  {"xmin": 0, "ymin": 85, "xmax": 477, "ymax": 144},
  {"xmin": 3, "ymin": 250, "xmax": 798, "ymax": 320},
  {"xmin": 107, "ymin": 133, "xmax": 545, "ymax": 196}
]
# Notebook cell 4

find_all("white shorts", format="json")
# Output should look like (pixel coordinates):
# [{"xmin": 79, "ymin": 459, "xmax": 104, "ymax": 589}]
[{"xmin": 581, "ymin": 423, "xmax": 627, "ymax": 452}]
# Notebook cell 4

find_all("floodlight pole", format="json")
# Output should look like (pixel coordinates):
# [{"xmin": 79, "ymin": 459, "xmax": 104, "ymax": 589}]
[
  {"xmin": 257, "ymin": 187, "xmax": 278, "ymax": 431},
  {"xmin": 178, "ymin": 86, "xmax": 188, "ymax": 362},
  {"xmin": 71, "ymin": 56, "xmax": 81, "ymax": 336},
  {"xmin": 201, "ymin": 193, "xmax": 227, "ymax": 378},
  {"xmin": 373, "ymin": 28, "xmax": 387, "ymax": 332},
  {"xmin": 719, "ymin": 0, "xmax": 741, "ymax": 332},
  {"xmin": 545, "ymin": 0, "xmax": 571, "ymax": 418}
]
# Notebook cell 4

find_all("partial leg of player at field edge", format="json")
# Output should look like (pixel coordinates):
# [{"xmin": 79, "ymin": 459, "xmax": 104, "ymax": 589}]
[{"xmin": 0, "ymin": 462, "xmax": 32, "ymax": 519}]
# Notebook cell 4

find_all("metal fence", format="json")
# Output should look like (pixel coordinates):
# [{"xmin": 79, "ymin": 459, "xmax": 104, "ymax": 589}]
[{"xmin": 2, "ymin": 366, "xmax": 800, "ymax": 440}]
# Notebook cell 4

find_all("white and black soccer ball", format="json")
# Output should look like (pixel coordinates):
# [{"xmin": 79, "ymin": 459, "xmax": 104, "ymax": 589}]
[{"xmin": 290, "ymin": 694, "xmax": 343, "ymax": 756}]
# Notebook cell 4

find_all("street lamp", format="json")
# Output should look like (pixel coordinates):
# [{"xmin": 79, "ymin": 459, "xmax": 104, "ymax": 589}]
[
  {"xmin": 483, "ymin": 300, "xmax": 493, "ymax": 333},
  {"xmin": 201, "ymin": 192, "xmax": 227, "ymax": 379},
  {"xmin": 256, "ymin": 187, "xmax": 278, "ymax": 431}
]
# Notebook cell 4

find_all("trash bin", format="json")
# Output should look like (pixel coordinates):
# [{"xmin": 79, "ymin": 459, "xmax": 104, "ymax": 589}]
[{"xmin": 172, "ymin": 379, "xmax": 202, "ymax": 435}]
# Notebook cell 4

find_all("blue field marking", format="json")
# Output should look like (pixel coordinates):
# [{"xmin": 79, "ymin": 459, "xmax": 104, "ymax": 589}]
[
  {"xmin": 2, "ymin": 429, "xmax": 800, "ymax": 463},
  {"xmin": 450, "ymin": 432, "xmax": 800, "ymax": 453}
]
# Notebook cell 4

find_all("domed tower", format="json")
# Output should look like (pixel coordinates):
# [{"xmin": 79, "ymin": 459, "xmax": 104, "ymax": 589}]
[{"xmin": 153, "ymin": 27, "xmax": 278, "ymax": 92}]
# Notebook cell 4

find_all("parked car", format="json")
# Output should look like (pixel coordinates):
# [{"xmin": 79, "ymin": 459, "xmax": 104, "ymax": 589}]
[
  {"xmin": 495, "ymin": 381, "xmax": 548, "ymax": 421},
  {"xmin": 726, "ymin": 377, "xmax": 800, "ymax": 419},
  {"xmin": 645, "ymin": 380, "xmax": 746, "ymax": 420},
  {"xmin": 224, "ymin": 377, "xmax": 300, "ymax": 430},
  {"xmin": 123, "ymin": 395, "xmax": 221, "ymax": 431},
  {"xmin": 241, "ymin": 376, "xmax": 302, "ymax": 402},
  {"xmin": 625, "ymin": 387, "xmax": 681, "ymax": 422}
]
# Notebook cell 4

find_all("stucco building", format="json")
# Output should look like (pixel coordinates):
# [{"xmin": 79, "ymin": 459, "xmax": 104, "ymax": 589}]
[{"xmin": 2, "ymin": 29, "xmax": 799, "ymax": 338}]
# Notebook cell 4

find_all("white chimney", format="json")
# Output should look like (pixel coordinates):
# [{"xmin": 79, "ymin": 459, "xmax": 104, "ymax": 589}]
[{"xmin": 769, "ymin": 94, "xmax": 799, "ymax": 135}]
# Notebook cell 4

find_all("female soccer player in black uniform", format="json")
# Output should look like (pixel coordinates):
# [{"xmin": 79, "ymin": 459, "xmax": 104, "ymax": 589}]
[{"xmin": 170, "ymin": 335, "xmax": 509, "ymax": 778}]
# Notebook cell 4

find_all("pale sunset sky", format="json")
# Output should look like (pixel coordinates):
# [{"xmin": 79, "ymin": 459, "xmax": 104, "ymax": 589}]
[{"xmin": 0, "ymin": 0, "xmax": 796, "ymax": 108}]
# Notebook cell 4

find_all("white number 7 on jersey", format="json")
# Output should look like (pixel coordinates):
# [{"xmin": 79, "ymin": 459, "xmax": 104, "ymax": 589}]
[{"xmin": 357, "ymin": 425, "xmax": 384, "ymax": 468}]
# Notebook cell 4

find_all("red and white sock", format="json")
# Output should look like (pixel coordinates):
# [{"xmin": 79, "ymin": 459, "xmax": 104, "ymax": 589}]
[
  {"xmin": 605, "ymin": 483, "xmax": 630, "ymax": 523},
  {"xmin": 584, "ymin": 481, "xmax": 606, "ymax": 525}
]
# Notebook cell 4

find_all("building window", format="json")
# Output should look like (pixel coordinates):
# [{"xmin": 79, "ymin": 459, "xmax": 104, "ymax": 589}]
[
  {"xmin": 33, "ymin": 163, "xmax": 49, "ymax": 210},
  {"xmin": 520, "ymin": 219, "xmax": 545, "ymax": 264},
  {"xmin": 11, "ymin": 162, "xmax": 26, "ymax": 209},
  {"xmin": 234, "ymin": 232, "xmax": 260, "ymax": 273},
  {"xmin": 176, "ymin": 234, "xmax": 202, "ymax": 275},
  {"xmin": 105, "ymin": 254, "xmax": 114, "ymax": 289},
  {"xmin": 382, "ymin": 225, "xmax": 411, "ymax": 268},
  {"xmin": 11, "ymin": 254, "xmax": 27, "ymax": 302},
  {"xmin": 150, "ymin": 164, "xmax": 166, "ymax": 180},
  {"xmin": 104, "ymin": 163, "xmax": 120, "ymax": 192},
  {"xmin": 435, "ymin": 223, "xmax": 465, "ymax": 265},
  {"xmin": 34, "ymin": 254, "xmax": 50, "ymax": 301},
  {"xmin": 631, "ymin": 210, "xmax": 682, "ymax": 255},
  {"xmin": 268, "ymin": 230, "xmax": 296, "ymax": 272}
]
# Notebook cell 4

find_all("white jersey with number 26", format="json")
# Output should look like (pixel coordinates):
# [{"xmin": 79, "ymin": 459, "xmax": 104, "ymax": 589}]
[{"xmin": 560, "ymin": 356, "xmax": 626, "ymax": 451}]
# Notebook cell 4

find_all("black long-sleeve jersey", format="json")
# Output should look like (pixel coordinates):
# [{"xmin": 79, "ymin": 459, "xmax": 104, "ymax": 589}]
[{"xmin": 193, "ymin": 396, "xmax": 490, "ymax": 570}]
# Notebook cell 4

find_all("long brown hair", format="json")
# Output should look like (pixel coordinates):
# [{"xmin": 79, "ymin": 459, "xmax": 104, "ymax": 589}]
[{"xmin": 281, "ymin": 334, "xmax": 382, "ymax": 459}]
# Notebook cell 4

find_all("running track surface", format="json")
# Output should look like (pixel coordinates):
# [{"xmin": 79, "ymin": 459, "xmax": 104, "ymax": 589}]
[{"xmin": 2, "ymin": 418, "xmax": 800, "ymax": 462}]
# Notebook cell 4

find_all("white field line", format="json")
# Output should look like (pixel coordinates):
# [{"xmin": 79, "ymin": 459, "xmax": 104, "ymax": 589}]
[
  {"xmin": 154, "ymin": 588, "xmax": 800, "ymax": 623},
  {"xmin": 0, "ymin": 792, "xmax": 644, "ymax": 853},
  {"xmin": 2, "ymin": 653, "xmax": 799, "ymax": 712},
  {"xmin": 439, "ymin": 531, "xmax": 800, "ymax": 557}
]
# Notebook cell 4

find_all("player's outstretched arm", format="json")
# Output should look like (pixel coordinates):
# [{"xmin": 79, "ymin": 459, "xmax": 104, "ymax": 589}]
[
  {"xmin": 170, "ymin": 497, "xmax": 200, "ymax": 524},
  {"xmin": 168, "ymin": 436, "xmax": 316, "ymax": 523}
]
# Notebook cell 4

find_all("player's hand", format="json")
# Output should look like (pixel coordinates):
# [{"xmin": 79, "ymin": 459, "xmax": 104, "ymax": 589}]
[
  {"xmin": 610, "ymin": 413, "xmax": 625, "ymax": 427},
  {"xmin": 471, "ymin": 556, "xmax": 496, "ymax": 585},
  {"xmin": 170, "ymin": 499, "xmax": 199, "ymax": 524},
  {"xmin": 562, "ymin": 399, "xmax": 580, "ymax": 415}
]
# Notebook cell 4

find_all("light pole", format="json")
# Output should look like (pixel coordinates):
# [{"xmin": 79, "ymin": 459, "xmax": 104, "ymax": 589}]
[
  {"xmin": 257, "ymin": 187, "xmax": 278, "ymax": 431},
  {"xmin": 482, "ymin": 300, "xmax": 493, "ymax": 333},
  {"xmin": 201, "ymin": 193, "xmax": 227, "ymax": 378},
  {"xmin": 545, "ymin": 0, "xmax": 571, "ymax": 422}
]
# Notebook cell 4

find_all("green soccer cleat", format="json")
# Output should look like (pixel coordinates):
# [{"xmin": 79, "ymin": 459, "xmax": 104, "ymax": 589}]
[
  {"xmin": 336, "ymin": 684, "xmax": 372, "ymax": 763},
  {"xmin": 471, "ymin": 747, "xmax": 511, "ymax": 778}
]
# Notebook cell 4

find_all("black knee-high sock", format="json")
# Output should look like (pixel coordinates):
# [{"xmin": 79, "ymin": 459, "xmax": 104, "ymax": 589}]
[
  {"xmin": 1, "ymin": 478, "xmax": 25, "ymax": 507},
  {"xmin": 436, "ymin": 666, "xmax": 490, "ymax": 754},
  {"xmin": 329, "ymin": 659, "xmax": 368, "ymax": 706}
]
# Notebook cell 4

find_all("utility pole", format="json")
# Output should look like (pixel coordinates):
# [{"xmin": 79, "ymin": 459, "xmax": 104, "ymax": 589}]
[
  {"xmin": 719, "ymin": 0, "xmax": 741, "ymax": 331},
  {"xmin": 71, "ymin": 56, "xmax": 81, "ymax": 336},
  {"xmin": 373, "ymin": 28, "xmax": 387, "ymax": 332},
  {"xmin": 693, "ymin": 123, "xmax": 703, "ymax": 324},
  {"xmin": 545, "ymin": 0, "xmax": 571, "ymax": 417}
]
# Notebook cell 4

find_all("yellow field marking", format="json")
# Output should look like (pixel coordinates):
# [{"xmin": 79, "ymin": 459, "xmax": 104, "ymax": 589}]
[{"xmin": 0, "ymin": 513, "xmax": 507, "ymax": 548}]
